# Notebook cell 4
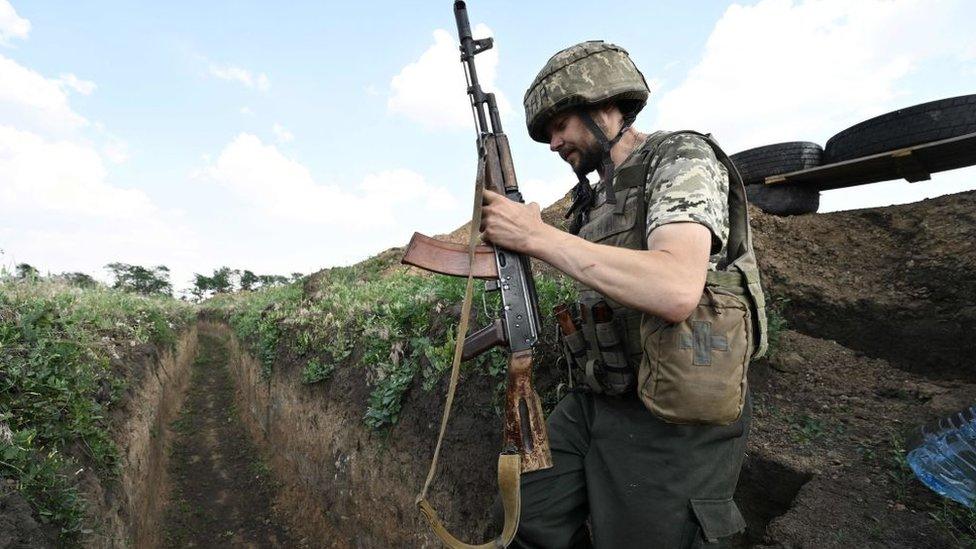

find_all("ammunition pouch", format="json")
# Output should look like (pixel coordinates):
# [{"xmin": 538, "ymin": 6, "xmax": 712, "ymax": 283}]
[{"xmin": 556, "ymin": 300, "xmax": 636, "ymax": 396}]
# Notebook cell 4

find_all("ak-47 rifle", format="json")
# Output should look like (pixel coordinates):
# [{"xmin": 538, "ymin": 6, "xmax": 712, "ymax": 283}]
[{"xmin": 404, "ymin": 2, "xmax": 553, "ymax": 547}]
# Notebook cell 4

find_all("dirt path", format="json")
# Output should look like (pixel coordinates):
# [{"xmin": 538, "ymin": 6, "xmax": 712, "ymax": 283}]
[{"xmin": 162, "ymin": 331, "xmax": 303, "ymax": 548}]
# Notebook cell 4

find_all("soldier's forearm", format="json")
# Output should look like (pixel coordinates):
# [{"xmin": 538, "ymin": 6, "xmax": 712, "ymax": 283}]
[{"xmin": 528, "ymin": 224, "xmax": 707, "ymax": 323}]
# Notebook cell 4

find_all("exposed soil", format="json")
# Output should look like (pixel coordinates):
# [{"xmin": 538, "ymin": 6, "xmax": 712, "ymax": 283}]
[
  {"xmin": 198, "ymin": 192, "xmax": 976, "ymax": 549},
  {"xmin": 0, "ymin": 484, "xmax": 50, "ymax": 549},
  {"xmin": 751, "ymin": 191, "xmax": 976, "ymax": 380},
  {"xmin": 161, "ymin": 331, "xmax": 302, "ymax": 548},
  {"xmin": 740, "ymin": 330, "xmax": 976, "ymax": 547}
]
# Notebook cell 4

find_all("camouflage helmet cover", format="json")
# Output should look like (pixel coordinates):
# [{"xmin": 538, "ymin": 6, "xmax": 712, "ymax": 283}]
[{"xmin": 523, "ymin": 40, "xmax": 650, "ymax": 143}]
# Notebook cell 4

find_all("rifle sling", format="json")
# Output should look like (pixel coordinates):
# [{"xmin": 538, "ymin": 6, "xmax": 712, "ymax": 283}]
[{"xmin": 416, "ymin": 154, "xmax": 522, "ymax": 548}]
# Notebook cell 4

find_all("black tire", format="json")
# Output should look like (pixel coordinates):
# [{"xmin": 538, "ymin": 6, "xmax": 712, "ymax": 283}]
[
  {"xmin": 746, "ymin": 183, "xmax": 819, "ymax": 216},
  {"xmin": 824, "ymin": 94, "xmax": 976, "ymax": 162},
  {"xmin": 730, "ymin": 142, "xmax": 823, "ymax": 185}
]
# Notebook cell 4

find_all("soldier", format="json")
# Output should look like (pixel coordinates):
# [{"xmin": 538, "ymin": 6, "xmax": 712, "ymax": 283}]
[{"xmin": 482, "ymin": 41, "xmax": 768, "ymax": 547}]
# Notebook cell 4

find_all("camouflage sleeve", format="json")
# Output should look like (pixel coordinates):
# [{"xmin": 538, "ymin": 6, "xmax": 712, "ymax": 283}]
[{"xmin": 644, "ymin": 133, "xmax": 729, "ymax": 262}]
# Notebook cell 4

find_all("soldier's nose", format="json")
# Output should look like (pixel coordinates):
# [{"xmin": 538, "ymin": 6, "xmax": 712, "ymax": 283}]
[{"xmin": 549, "ymin": 134, "xmax": 563, "ymax": 152}]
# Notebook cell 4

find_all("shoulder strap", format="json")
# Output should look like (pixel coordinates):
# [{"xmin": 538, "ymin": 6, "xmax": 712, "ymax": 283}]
[{"xmin": 637, "ymin": 130, "xmax": 769, "ymax": 359}]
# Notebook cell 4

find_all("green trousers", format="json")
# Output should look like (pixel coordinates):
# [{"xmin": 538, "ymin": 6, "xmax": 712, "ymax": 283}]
[{"xmin": 511, "ymin": 391, "xmax": 750, "ymax": 548}]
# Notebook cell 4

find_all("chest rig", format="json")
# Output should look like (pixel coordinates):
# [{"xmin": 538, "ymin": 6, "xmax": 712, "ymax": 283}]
[{"xmin": 558, "ymin": 131, "xmax": 768, "ymax": 397}]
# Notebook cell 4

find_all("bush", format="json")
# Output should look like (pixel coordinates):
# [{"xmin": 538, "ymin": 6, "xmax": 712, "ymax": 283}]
[
  {"xmin": 205, "ymin": 257, "xmax": 578, "ymax": 431},
  {"xmin": 0, "ymin": 276, "xmax": 194, "ymax": 543}
]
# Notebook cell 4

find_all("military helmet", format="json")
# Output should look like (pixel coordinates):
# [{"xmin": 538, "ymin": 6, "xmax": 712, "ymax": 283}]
[{"xmin": 523, "ymin": 41, "xmax": 650, "ymax": 143}]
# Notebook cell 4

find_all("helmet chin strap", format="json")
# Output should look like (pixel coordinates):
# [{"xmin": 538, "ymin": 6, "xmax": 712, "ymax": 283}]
[
  {"xmin": 578, "ymin": 111, "xmax": 631, "ymax": 206},
  {"xmin": 562, "ymin": 111, "xmax": 633, "ymax": 233}
]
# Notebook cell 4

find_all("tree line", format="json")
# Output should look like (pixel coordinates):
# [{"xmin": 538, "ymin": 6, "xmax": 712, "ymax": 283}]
[{"xmin": 8, "ymin": 262, "xmax": 302, "ymax": 300}]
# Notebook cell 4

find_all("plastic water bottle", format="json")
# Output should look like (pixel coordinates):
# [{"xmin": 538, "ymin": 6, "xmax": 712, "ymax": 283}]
[{"xmin": 906, "ymin": 405, "xmax": 976, "ymax": 508}]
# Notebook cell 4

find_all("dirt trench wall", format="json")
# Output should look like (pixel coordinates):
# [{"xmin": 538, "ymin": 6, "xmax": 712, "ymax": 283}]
[
  {"xmin": 750, "ymin": 190, "xmax": 976, "ymax": 380},
  {"xmin": 83, "ymin": 326, "xmax": 198, "ymax": 548},
  {"xmin": 213, "ymin": 321, "xmax": 502, "ymax": 548}
]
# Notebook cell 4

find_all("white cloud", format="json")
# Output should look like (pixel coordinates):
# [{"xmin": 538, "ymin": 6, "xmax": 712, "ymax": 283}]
[
  {"xmin": 0, "ymin": 54, "xmax": 88, "ymax": 133},
  {"xmin": 57, "ymin": 72, "xmax": 96, "ymax": 95},
  {"xmin": 272, "ymin": 122, "xmax": 294, "ymax": 143},
  {"xmin": 240, "ymin": 106, "xmax": 254, "ymax": 115},
  {"xmin": 196, "ymin": 133, "xmax": 460, "ymax": 234},
  {"xmin": 388, "ymin": 25, "xmax": 510, "ymax": 130},
  {"xmin": 0, "ymin": 125, "xmax": 152, "ymax": 219},
  {"xmin": 208, "ymin": 63, "xmax": 270, "ymax": 92},
  {"xmin": 0, "ymin": 26, "xmax": 196, "ymax": 288},
  {"xmin": 820, "ymin": 166, "xmax": 976, "ymax": 213},
  {"xmin": 652, "ymin": 0, "xmax": 976, "ymax": 153},
  {"xmin": 0, "ymin": 125, "xmax": 198, "ymax": 285},
  {"xmin": 255, "ymin": 73, "xmax": 270, "ymax": 92},
  {"xmin": 0, "ymin": 0, "xmax": 29, "ymax": 45},
  {"xmin": 645, "ymin": 77, "xmax": 663, "ymax": 95},
  {"xmin": 102, "ymin": 137, "xmax": 129, "ymax": 163}
]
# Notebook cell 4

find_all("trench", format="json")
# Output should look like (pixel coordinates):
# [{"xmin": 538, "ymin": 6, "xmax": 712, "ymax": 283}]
[
  {"xmin": 159, "ymin": 328, "xmax": 301, "ymax": 548},
  {"xmin": 100, "ymin": 321, "xmax": 812, "ymax": 548},
  {"xmin": 732, "ymin": 454, "xmax": 812, "ymax": 546},
  {"xmin": 199, "ymin": 321, "xmax": 814, "ymax": 548}
]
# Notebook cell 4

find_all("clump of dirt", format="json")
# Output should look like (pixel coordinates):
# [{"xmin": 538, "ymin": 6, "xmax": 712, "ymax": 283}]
[
  {"xmin": 0, "ymin": 485, "xmax": 50, "ymax": 548},
  {"xmin": 161, "ymin": 330, "xmax": 301, "ymax": 548}
]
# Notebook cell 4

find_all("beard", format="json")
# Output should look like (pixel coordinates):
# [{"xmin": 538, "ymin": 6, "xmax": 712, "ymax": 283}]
[{"xmin": 570, "ymin": 142, "xmax": 604, "ymax": 178}]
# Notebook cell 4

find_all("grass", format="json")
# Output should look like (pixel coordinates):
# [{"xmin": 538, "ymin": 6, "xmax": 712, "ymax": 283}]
[
  {"xmin": 203, "ymin": 257, "xmax": 577, "ymax": 431},
  {"xmin": 929, "ymin": 499, "xmax": 976, "ymax": 547},
  {"xmin": 886, "ymin": 430, "xmax": 914, "ymax": 504},
  {"xmin": 0, "ymin": 276, "xmax": 194, "ymax": 544}
]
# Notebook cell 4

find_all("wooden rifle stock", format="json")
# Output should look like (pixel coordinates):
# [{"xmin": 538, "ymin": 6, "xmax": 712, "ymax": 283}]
[{"xmin": 505, "ymin": 350, "xmax": 551, "ymax": 472}]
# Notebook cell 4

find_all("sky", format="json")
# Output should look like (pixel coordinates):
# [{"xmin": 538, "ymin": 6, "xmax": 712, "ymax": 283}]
[{"xmin": 1, "ymin": 0, "xmax": 975, "ymax": 293}]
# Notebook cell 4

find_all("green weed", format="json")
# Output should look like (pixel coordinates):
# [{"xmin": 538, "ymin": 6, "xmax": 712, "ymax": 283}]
[
  {"xmin": 0, "ymin": 276, "xmax": 194, "ymax": 544},
  {"xmin": 301, "ymin": 359, "xmax": 336, "ymax": 384},
  {"xmin": 789, "ymin": 413, "xmax": 826, "ymax": 445},
  {"xmin": 886, "ymin": 431, "xmax": 913, "ymax": 503},
  {"xmin": 765, "ymin": 296, "xmax": 789, "ymax": 358},
  {"xmin": 205, "ymin": 258, "xmax": 577, "ymax": 431},
  {"xmin": 929, "ymin": 499, "xmax": 976, "ymax": 547}
]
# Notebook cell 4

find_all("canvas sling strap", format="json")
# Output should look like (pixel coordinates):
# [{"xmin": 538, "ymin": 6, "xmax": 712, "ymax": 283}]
[{"xmin": 416, "ymin": 154, "xmax": 522, "ymax": 549}]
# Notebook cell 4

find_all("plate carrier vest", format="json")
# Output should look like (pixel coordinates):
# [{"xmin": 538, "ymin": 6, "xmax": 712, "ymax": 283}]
[{"xmin": 560, "ymin": 130, "xmax": 768, "ymax": 418}]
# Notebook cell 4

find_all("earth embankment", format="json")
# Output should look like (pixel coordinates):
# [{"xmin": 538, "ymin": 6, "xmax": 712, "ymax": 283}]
[
  {"xmin": 64, "ymin": 327, "xmax": 198, "ymax": 548},
  {"xmin": 752, "ymin": 190, "xmax": 976, "ymax": 380},
  {"xmin": 92, "ymin": 326, "xmax": 199, "ymax": 548},
  {"xmin": 193, "ymin": 188, "xmax": 976, "ymax": 547},
  {"xmin": 213, "ymin": 319, "xmax": 504, "ymax": 547}
]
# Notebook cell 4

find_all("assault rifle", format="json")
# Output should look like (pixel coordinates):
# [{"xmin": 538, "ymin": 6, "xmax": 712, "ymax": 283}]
[{"xmin": 404, "ymin": 2, "xmax": 552, "ymax": 547}]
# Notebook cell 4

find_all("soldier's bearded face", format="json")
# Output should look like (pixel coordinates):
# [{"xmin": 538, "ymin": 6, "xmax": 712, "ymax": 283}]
[{"xmin": 547, "ymin": 112, "xmax": 602, "ymax": 176}]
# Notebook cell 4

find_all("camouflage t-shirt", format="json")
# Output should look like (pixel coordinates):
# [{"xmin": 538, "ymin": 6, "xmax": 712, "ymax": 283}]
[{"xmin": 631, "ymin": 132, "xmax": 730, "ymax": 269}]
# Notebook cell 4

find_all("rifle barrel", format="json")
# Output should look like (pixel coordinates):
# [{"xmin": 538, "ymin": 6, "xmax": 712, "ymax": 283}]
[{"xmin": 455, "ymin": 1, "xmax": 487, "ymax": 135}]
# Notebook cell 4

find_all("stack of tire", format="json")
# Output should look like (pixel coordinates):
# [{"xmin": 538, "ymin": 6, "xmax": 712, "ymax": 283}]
[
  {"xmin": 730, "ymin": 141, "xmax": 822, "ymax": 216},
  {"xmin": 730, "ymin": 94, "xmax": 976, "ymax": 216}
]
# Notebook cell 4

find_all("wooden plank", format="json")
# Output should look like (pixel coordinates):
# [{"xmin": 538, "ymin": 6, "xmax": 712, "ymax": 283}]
[{"xmin": 762, "ymin": 131, "xmax": 976, "ymax": 191}]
